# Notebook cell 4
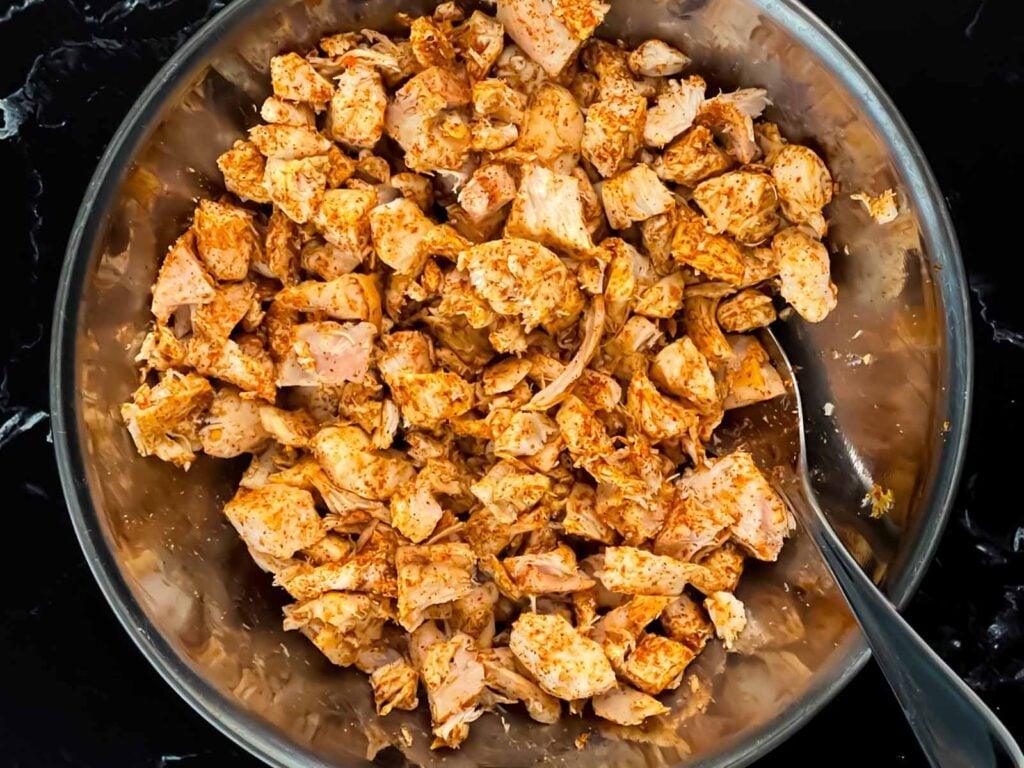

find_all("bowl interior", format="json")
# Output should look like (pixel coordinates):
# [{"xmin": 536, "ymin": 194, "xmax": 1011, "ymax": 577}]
[{"xmin": 53, "ymin": 0, "xmax": 970, "ymax": 766}]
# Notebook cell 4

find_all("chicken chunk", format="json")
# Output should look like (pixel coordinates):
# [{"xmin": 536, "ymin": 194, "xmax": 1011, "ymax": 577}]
[
  {"xmin": 385, "ymin": 66, "xmax": 472, "ymax": 173},
  {"xmin": 458, "ymin": 163, "xmax": 516, "ymax": 224},
  {"xmin": 417, "ymin": 632, "xmax": 487, "ymax": 749},
  {"xmin": 695, "ymin": 88, "xmax": 770, "ymax": 164},
  {"xmin": 654, "ymin": 125, "xmax": 732, "ymax": 187},
  {"xmin": 851, "ymin": 188, "xmax": 899, "ymax": 225},
  {"xmin": 600, "ymin": 547, "xmax": 709, "ymax": 595},
  {"xmin": 326, "ymin": 66, "xmax": 387, "ymax": 149},
  {"xmin": 311, "ymin": 424, "xmax": 416, "ymax": 500},
  {"xmin": 600, "ymin": 164, "xmax": 675, "ymax": 230},
  {"xmin": 704, "ymin": 591, "xmax": 747, "ymax": 650},
  {"xmin": 592, "ymin": 684, "xmax": 669, "ymax": 726},
  {"xmin": 389, "ymin": 471, "xmax": 443, "ymax": 542},
  {"xmin": 199, "ymin": 387, "xmax": 268, "ymax": 457},
  {"xmin": 223, "ymin": 484, "xmax": 326, "ymax": 559},
  {"xmin": 249, "ymin": 123, "xmax": 333, "ymax": 159},
  {"xmin": 369, "ymin": 656, "xmax": 420, "ymax": 715},
  {"xmin": 582, "ymin": 90, "xmax": 646, "ymax": 178},
  {"xmin": 313, "ymin": 188, "xmax": 376, "ymax": 263},
  {"xmin": 621, "ymin": 633, "xmax": 694, "ymax": 694},
  {"xmin": 504, "ymin": 544, "xmax": 596, "ymax": 595},
  {"xmin": 625, "ymin": 367, "xmax": 698, "ymax": 443},
  {"xmin": 470, "ymin": 459, "xmax": 551, "ymax": 523},
  {"xmin": 502, "ymin": 82, "xmax": 583, "ymax": 174},
  {"xmin": 650, "ymin": 337, "xmax": 718, "ymax": 411},
  {"xmin": 270, "ymin": 52, "xmax": 334, "ymax": 107},
  {"xmin": 509, "ymin": 612, "xmax": 616, "ymax": 700},
  {"xmin": 396, "ymin": 542, "xmax": 477, "ymax": 631},
  {"xmin": 260, "ymin": 96, "xmax": 315, "ymax": 127},
  {"xmin": 671, "ymin": 211, "xmax": 746, "ymax": 285},
  {"xmin": 496, "ymin": 0, "xmax": 608, "ymax": 78},
  {"xmin": 693, "ymin": 170, "xmax": 779, "ymax": 246},
  {"xmin": 216, "ymin": 140, "xmax": 271, "ymax": 204},
  {"xmin": 263, "ymin": 155, "xmax": 329, "ymax": 224},
  {"xmin": 282, "ymin": 592, "xmax": 386, "ymax": 667},
  {"xmin": 369, "ymin": 197, "xmax": 434, "ymax": 276},
  {"xmin": 276, "ymin": 321, "xmax": 377, "ymax": 387},
  {"xmin": 682, "ymin": 295, "xmax": 732, "ymax": 367},
  {"xmin": 644, "ymin": 75, "xmax": 705, "ymax": 148},
  {"xmin": 480, "ymin": 650, "xmax": 561, "ymax": 723},
  {"xmin": 278, "ymin": 526, "xmax": 398, "ymax": 598},
  {"xmin": 660, "ymin": 594, "xmax": 714, "ymax": 652},
  {"xmin": 717, "ymin": 289, "xmax": 776, "ymax": 332},
  {"xmin": 628, "ymin": 40, "xmax": 690, "ymax": 77},
  {"xmin": 275, "ymin": 275, "xmax": 380, "ymax": 323},
  {"xmin": 191, "ymin": 280, "xmax": 255, "ymax": 341},
  {"xmin": 680, "ymin": 452, "xmax": 793, "ymax": 561},
  {"xmin": 150, "ymin": 231, "xmax": 217, "ymax": 324},
  {"xmin": 654, "ymin": 494, "xmax": 734, "ymax": 562},
  {"xmin": 722, "ymin": 334, "xmax": 787, "ymax": 410},
  {"xmin": 771, "ymin": 144, "xmax": 833, "ymax": 235},
  {"xmin": 562, "ymin": 482, "xmax": 616, "ymax": 544},
  {"xmin": 454, "ymin": 11, "xmax": 506, "ymax": 81},
  {"xmin": 410, "ymin": 16, "xmax": 456, "ymax": 69},
  {"xmin": 192, "ymin": 200, "xmax": 259, "ymax": 281},
  {"xmin": 493, "ymin": 410, "xmax": 558, "ymax": 458},
  {"xmin": 121, "ymin": 371, "xmax": 213, "ymax": 468},
  {"xmin": 771, "ymin": 226, "xmax": 837, "ymax": 323},
  {"xmin": 556, "ymin": 395, "xmax": 615, "ymax": 464},
  {"xmin": 185, "ymin": 336, "xmax": 276, "ymax": 402},
  {"xmin": 258, "ymin": 405, "xmax": 316, "ymax": 447},
  {"xmin": 590, "ymin": 594, "xmax": 670, "ymax": 668},
  {"xmin": 390, "ymin": 370, "xmax": 475, "ymax": 429},
  {"xmin": 505, "ymin": 164, "xmax": 594, "ymax": 255},
  {"xmin": 472, "ymin": 78, "xmax": 526, "ymax": 123},
  {"xmin": 633, "ymin": 272, "xmax": 686, "ymax": 319}
]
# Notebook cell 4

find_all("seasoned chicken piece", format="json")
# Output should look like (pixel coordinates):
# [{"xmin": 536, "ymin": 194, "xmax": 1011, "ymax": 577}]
[
  {"xmin": 223, "ymin": 484, "xmax": 325, "ymax": 559},
  {"xmin": 625, "ymin": 367, "xmax": 698, "ymax": 443},
  {"xmin": 389, "ymin": 172, "xmax": 434, "ymax": 212},
  {"xmin": 396, "ymin": 542, "xmax": 477, "ymax": 631},
  {"xmin": 303, "ymin": 533, "xmax": 355, "ymax": 565},
  {"xmin": 368, "ymin": 197, "xmax": 434, "ymax": 276},
  {"xmin": 501, "ymin": 83, "xmax": 584, "ymax": 175},
  {"xmin": 192, "ymin": 200, "xmax": 259, "ymax": 282},
  {"xmin": 509, "ymin": 612, "xmax": 616, "ymax": 700},
  {"xmin": 250, "ymin": 123, "xmax": 332, "ymax": 159},
  {"xmin": 504, "ymin": 544, "xmax": 596, "ymax": 595},
  {"xmin": 603, "ymin": 314, "xmax": 663, "ymax": 376},
  {"xmin": 325, "ymin": 66, "xmax": 387, "ymax": 149},
  {"xmin": 660, "ymin": 594, "xmax": 714, "ymax": 652},
  {"xmin": 325, "ymin": 145, "xmax": 357, "ymax": 188},
  {"xmin": 556, "ymin": 395, "xmax": 615, "ymax": 464},
  {"xmin": 655, "ymin": 493, "xmax": 734, "ymax": 562},
  {"xmin": 682, "ymin": 296, "xmax": 732, "ymax": 367},
  {"xmin": 450, "ymin": 582, "xmax": 499, "ymax": 646},
  {"xmin": 571, "ymin": 368, "xmax": 622, "ymax": 412},
  {"xmin": 582, "ymin": 90, "xmax": 646, "ymax": 178},
  {"xmin": 671, "ymin": 210, "xmax": 746, "ymax": 285},
  {"xmin": 275, "ymin": 275, "xmax": 380, "ymax": 323},
  {"xmin": 717, "ymin": 289, "xmax": 775, "ymax": 332},
  {"xmin": 378, "ymin": 330, "xmax": 433, "ymax": 389},
  {"xmin": 276, "ymin": 321, "xmax": 376, "ymax": 387},
  {"xmin": 191, "ymin": 281, "xmax": 255, "ymax": 342},
  {"xmin": 270, "ymin": 52, "xmax": 334, "ymax": 108},
  {"xmin": 217, "ymin": 140, "xmax": 271, "ymax": 203},
  {"xmin": 458, "ymin": 163, "xmax": 516, "ymax": 224},
  {"xmin": 471, "ymin": 78, "xmax": 526, "ymax": 124},
  {"xmin": 628, "ymin": 40, "xmax": 690, "ymax": 77},
  {"xmin": 770, "ymin": 144, "xmax": 832, "ymax": 235},
  {"xmin": 704, "ymin": 591, "xmax": 746, "ymax": 650},
  {"xmin": 263, "ymin": 155, "xmax": 329, "ymax": 224},
  {"xmin": 186, "ymin": 335, "xmax": 276, "ymax": 402},
  {"xmin": 505, "ymin": 164, "xmax": 594, "ymax": 255},
  {"xmin": 650, "ymin": 337, "xmax": 718, "ymax": 411},
  {"xmin": 590, "ymin": 594, "xmax": 669, "ymax": 668},
  {"xmin": 417, "ymin": 632, "xmax": 487, "ymax": 749},
  {"xmin": 469, "ymin": 118, "xmax": 518, "ymax": 151},
  {"xmin": 260, "ymin": 96, "xmax": 315, "ymax": 126},
  {"xmin": 454, "ymin": 11, "xmax": 505, "ymax": 81},
  {"xmin": 601, "ymin": 164, "xmax": 675, "ymax": 231},
  {"xmin": 278, "ymin": 525, "xmax": 398, "ymax": 598},
  {"xmin": 480, "ymin": 649, "xmax": 561, "ymax": 723},
  {"xmin": 851, "ymin": 188, "xmax": 899, "ymax": 225},
  {"xmin": 410, "ymin": 16, "xmax": 456, "ymax": 68},
  {"xmin": 644, "ymin": 75, "xmax": 705, "ymax": 148},
  {"xmin": 385, "ymin": 66, "xmax": 472, "ymax": 173},
  {"xmin": 135, "ymin": 324, "xmax": 186, "ymax": 372},
  {"xmin": 199, "ymin": 387, "xmax": 268, "ymax": 457},
  {"xmin": 771, "ymin": 226, "xmax": 837, "ymax": 322},
  {"xmin": 258, "ymin": 405, "xmax": 316, "ymax": 448},
  {"xmin": 722, "ymin": 334, "xmax": 786, "ymax": 410},
  {"xmin": 633, "ymin": 272, "xmax": 686, "ymax": 319},
  {"xmin": 690, "ymin": 542, "xmax": 745, "ymax": 594},
  {"xmin": 313, "ymin": 187, "xmax": 375, "ymax": 263},
  {"xmin": 493, "ymin": 410, "xmax": 558, "ymax": 458},
  {"xmin": 621, "ymin": 633, "xmax": 694, "ymax": 694},
  {"xmin": 368, "ymin": 656, "xmax": 420, "ymax": 715},
  {"xmin": 470, "ymin": 459, "xmax": 551, "ymax": 523},
  {"xmin": 593, "ymin": 481, "xmax": 665, "ymax": 544},
  {"xmin": 390, "ymin": 370, "xmax": 475, "ymax": 429},
  {"xmin": 312, "ymin": 424, "xmax": 416, "ymax": 500},
  {"xmin": 389, "ymin": 478, "xmax": 443, "ymax": 544},
  {"xmin": 457, "ymin": 238, "xmax": 570, "ymax": 331},
  {"xmin": 654, "ymin": 125, "xmax": 732, "ymax": 186},
  {"xmin": 693, "ymin": 170, "xmax": 779, "ymax": 246},
  {"xmin": 681, "ymin": 452, "xmax": 792, "ymax": 561},
  {"xmin": 695, "ymin": 88, "xmax": 770, "ymax": 164},
  {"xmin": 496, "ymin": 0, "xmax": 607, "ymax": 77},
  {"xmin": 150, "ymin": 231, "xmax": 217, "ymax": 324},
  {"xmin": 600, "ymin": 547, "xmax": 709, "ymax": 595},
  {"xmin": 562, "ymin": 482, "xmax": 617, "ymax": 543},
  {"xmin": 593, "ymin": 684, "xmax": 669, "ymax": 726},
  {"xmin": 481, "ymin": 357, "xmax": 532, "ymax": 395},
  {"xmin": 282, "ymin": 592, "xmax": 386, "ymax": 667},
  {"xmin": 121, "ymin": 371, "xmax": 213, "ymax": 468}
]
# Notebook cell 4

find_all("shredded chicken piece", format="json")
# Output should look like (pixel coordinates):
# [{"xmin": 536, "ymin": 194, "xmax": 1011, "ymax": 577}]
[
  {"xmin": 772, "ymin": 144, "xmax": 833, "ymax": 234},
  {"xmin": 601, "ymin": 164, "xmax": 675, "ymax": 230},
  {"xmin": 704, "ymin": 591, "xmax": 747, "ymax": 650},
  {"xmin": 592, "ymin": 684, "xmax": 669, "ymax": 726},
  {"xmin": 223, "ymin": 484, "xmax": 326, "ymax": 559},
  {"xmin": 496, "ymin": 0, "xmax": 607, "ymax": 77},
  {"xmin": 600, "ymin": 547, "xmax": 710, "ymax": 595},
  {"xmin": 271, "ymin": 52, "xmax": 335, "ymax": 107},
  {"xmin": 655, "ymin": 125, "xmax": 732, "ymax": 186},
  {"xmin": 693, "ymin": 170, "xmax": 779, "ymax": 246},
  {"xmin": 582, "ymin": 89, "xmax": 646, "ymax": 178},
  {"xmin": 506, "ymin": 164, "xmax": 594, "ymax": 255},
  {"xmin": 509, "ymin": 612, "xmax": 616, "ymax": 700},
  {"xmin": 772, "ymin": 226, "xmax": 837, "ymax": 322},
  {"xmin": 621, "ymin": 633, "xmax": 695, "ymax": 694},
  {"xmin": 217, "ymin": 140, "xmax": 271, "ymax": 204},
  {"xmin": 326, "ymin": 66, "xmax": 387, "ymax": 149},
  {"xmin": 851, "ymin": 188, "xmax": 899, "ymax": 225}
]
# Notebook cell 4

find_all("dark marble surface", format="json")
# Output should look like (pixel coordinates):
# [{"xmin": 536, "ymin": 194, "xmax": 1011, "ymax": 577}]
[{"xmin": 0, "ymin": 0, "xmax": 1021, "ymax": 765}]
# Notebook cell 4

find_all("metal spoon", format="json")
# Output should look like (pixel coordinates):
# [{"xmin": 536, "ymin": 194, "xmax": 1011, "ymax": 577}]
[{"xmin": 720, "ymin": 327, "xmax": 1023, "ymax": 768}]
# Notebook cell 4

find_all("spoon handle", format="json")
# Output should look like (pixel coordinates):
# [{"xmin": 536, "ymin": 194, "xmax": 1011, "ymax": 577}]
[{"xmin": 787, "ymin": 475, "xmax": 1024, "ymax": 768}]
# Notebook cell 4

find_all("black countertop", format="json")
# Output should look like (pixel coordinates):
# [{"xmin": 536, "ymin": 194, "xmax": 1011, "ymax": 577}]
[{"xmin": 0, "ymin": 0, "xmax": 1021, "ymax": 765}]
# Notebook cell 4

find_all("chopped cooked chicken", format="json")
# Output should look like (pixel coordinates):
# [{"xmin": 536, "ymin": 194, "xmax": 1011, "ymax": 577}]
[
  {"xmin": 326, "ymin": 66, "xmax": 387, "ymax": 149},
  {"xmin": 771, "ymin": 226, "xmax": 837, "ymax": 322},
  {"xmin": 621, "ymin": 633, "xmax": 694, "ymax": 694},
  {"xmin": 693, "ymin": 170, "xmax": 779, "ymax": 246},
  {"xmin": 217, "ymin": 140, "xmax": 271, "ymax": 203},
  {"xmin": 680, "ymin": 451, "xmax": 793, "ymax": 561},
  {"xmin": 128, "ymin": 14, "xmax": 840, "ymax": 745},
  {"xmin": 506, "ymin": 164, "xmax": 594, "ymax": 255},
  {"xmin": 704, "ymin": 591, "xmax": 747, "ymax": 650},
  {"xmin": 851, "ymin": 187, "xmax": 899, "ymax": 225},
  {"xmin": 509, "ymin": 612, "xmax": 616, "ymax": 700},
  {"xmin": 458, "ymin": 163, "xmax": 516, "ymax": 223},
  {"xmin": 223, "ymin": 484, "xmax": 326, "ymax": 559},
  {"xmin": 654, "ymin": 125, "xmax": 732, "ymax": 186},
  {"xmin": 771, "ymin": 144, "xmax": 833, "ymax": 235},
  {"xmin": 270, "ymin": 52, "xmax": 334, "ymax": 107},
  {"xmin": 192, "ymin": 199, "xmax": 260, "ymax": 281},
  {"xmin": 600, "ymin": 164, "xmax": 675, "ymax": 231},
  {"xmin": 396, "ymin": 542, "xmax": 476, "ymax": 631},
  {"xmin": 592, "ymin": 684, "xmax": 669, "ymax": 726},
  {"xmin": 717, "ymin": 289, "xmax": 776, "ymax": 332}
]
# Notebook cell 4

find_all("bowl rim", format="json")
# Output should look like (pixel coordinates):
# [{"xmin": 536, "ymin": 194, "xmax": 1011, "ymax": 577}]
[{"xmin": 50, "ymin": 0, "xmax": 973, "ymax": 766}]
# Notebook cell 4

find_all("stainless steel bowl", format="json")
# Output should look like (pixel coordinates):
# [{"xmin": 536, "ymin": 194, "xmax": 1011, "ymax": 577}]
[{"xmin": 51, "ymin": 0, "xmax": 971, "ymax": 765}]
